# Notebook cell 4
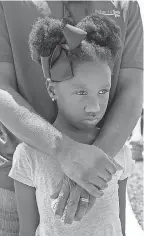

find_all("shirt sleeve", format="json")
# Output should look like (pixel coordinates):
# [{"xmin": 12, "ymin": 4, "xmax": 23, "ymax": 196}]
[
  {"xmin": 0, "ymin": 2, "xmax": 13, "ymax": 63},
  {"xmin": 121, "ymin": 1, "xmax": 143, "ymax": 70},
  {"xmin": 119, "ymin": 145, "xmax": 135, "ymax": 181},
  {"xmin": 9, "ymin": 143, "xmax": 35, "ymax": 187}
]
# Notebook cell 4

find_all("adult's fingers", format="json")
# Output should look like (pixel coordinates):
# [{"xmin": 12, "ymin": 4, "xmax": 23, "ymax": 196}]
[
  {"xmin": 107, "ymin": 158, "xmax": 123, "ymax": 173},
  {"xmin": 81, "ymin": 182, "xmax": 104, "ymax": 198},
  {"xmin": 105, "ymin": 158, "xmax": 117, "ymax": 175},
  {"xmin": 98, "ymin": 170, "xmax": 112, "ymax": 183},
  {"xmin": 74, "ymin": 189, "xmax": 89, "ymax": 221},
  {"xmin": 64, "ymin": 185, "xmax": 81, "ymax": 224},
  {"xmin": 106, "ymin": 156, "xmax": 123, "ymax": 175},
  {"xmin": 89, "ymin": 176, "xmax": 108, "ymax": 190},
  {"xmin": 50, "ymin": 179, "xmax": 63, "ymax": 199},
  {"xmin": 54, "ymin": 177, "xmax": 71, "ymax": 218},
  {"xmin": 85, "ymin": 195, "xmax": 96, "ymax": 215}
]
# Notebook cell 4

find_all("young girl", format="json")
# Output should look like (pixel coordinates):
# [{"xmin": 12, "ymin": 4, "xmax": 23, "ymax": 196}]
[{"xmin": 9, "ymin": 13, "xmax": 133, "ymax": 236}]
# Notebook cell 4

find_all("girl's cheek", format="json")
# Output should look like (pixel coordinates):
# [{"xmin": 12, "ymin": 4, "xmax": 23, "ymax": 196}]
[
  {"xmin": 100, "ymin": 95, "xmax": 109, "ymax": 105},
  {"xmin": 99, "ymin": 98, "xmax": 109, "ymax": 113}
]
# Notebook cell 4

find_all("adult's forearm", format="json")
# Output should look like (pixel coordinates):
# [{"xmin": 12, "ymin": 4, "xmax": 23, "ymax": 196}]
[
  {"xmin": 95, "ymin": 69, "xmax": 143, "ymax": 158},
  {"xmin": 19, "ymin": 231, "xmax": 35, "ymax": 236},
  {"xmin": 0, "ymin": 85, "xmax": 63, "ymax": 157}
]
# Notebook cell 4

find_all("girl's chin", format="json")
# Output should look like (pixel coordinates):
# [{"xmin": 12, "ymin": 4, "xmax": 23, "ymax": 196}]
[
  {"xmin": 83, "ymin": 118, "xmax": 99, "ymax": 126},
  {"xmin": 77, "ymin": 119, "xmax": 98, "ymax": 129}
]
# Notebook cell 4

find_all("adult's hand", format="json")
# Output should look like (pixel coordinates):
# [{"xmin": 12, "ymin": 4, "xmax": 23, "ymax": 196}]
[
  {"xmin": 74, "ymin": 189, "xmax": 97, "ymax": 222},
  {"xmin": 64, "ymin": 186, "xmax": 97, "ymax": 224},
  {"xmin": 51, "ymin": 175, "xmax": 107, "ymax": 225},
  {"xmin": 56, "ymin": 137, "xmax": 116, "ymax": 197}
]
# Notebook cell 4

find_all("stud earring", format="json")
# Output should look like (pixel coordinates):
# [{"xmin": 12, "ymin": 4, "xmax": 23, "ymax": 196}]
[{"xmin": 52, "ymin": 98, "xmax": 55, "ymax": 101}]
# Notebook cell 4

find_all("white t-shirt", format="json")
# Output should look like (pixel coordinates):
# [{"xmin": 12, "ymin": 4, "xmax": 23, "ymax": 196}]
[{"xmin": 9, "ymin": 143, "xmax": 134, "ymax": 236}]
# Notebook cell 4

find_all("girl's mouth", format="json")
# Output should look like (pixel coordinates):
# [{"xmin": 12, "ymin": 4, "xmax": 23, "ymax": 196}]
[{"xmin": 85, "ymin": 116, "xmax": 99, "ymax": 121}]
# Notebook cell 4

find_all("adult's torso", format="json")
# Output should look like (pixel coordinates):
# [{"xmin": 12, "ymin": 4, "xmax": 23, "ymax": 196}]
[{"xmin": 0, "ymin": 0, "xmax": 128, "ymax": 191}]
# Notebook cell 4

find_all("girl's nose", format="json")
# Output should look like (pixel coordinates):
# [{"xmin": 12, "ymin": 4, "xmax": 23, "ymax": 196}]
[{"xmin": 84, "ymin": 102, "xmax": 100, "ymax": 116}]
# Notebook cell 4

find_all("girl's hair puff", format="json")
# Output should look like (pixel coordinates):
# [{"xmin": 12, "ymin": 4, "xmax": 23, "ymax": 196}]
[{"xmin": 29, "ymin": 13, "xmax": 121, "ymax": 71}]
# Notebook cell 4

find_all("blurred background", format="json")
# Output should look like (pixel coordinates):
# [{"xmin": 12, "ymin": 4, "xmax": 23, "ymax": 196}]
[{"xmin": 126, "ymin": 0, "xmax": 144, "ymax": 233}]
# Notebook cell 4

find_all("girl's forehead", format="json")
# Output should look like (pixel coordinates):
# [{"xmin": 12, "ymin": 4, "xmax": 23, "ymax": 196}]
[
  {"xmin": 56, "ymin": 60, "xmax": 111, "ymax": 89},
  {"xmin": 74, "ymin": 60, "xmax": 111, "ymax": 74},
  {"xmin": 70, "ymin": 60, "xmax": 111, "ymax": 86},
  {"xmin": 62, "ymin": 74, "xmax": 111, "ymax": 91}
]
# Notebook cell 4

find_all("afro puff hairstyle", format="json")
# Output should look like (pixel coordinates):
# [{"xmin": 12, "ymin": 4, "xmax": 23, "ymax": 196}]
[{"xmin": 28, "ymin": 13, "xmax": 121, "ymax": 71}]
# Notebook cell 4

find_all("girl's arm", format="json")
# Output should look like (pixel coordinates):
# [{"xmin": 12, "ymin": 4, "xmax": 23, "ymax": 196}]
[
  {"xmin": 118, "ymin": 178, "xmax": 128, "ymax": 236},
  {"xmin": 14, "ymin": 180, "xmax": 39, "ymax": 236}
]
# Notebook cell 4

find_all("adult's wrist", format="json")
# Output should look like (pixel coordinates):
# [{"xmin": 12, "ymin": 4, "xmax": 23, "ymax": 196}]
[
  {"xmin": 93, "ymin": 137, "xmax": 115, "ymax": 159},
  {"xmin": 55, "ymin": 133, "xmax": 76, "ymax": 165}
]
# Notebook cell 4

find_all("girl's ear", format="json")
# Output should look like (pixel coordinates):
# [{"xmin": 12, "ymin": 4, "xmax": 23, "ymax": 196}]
[{"xmin": 46, "ymin": 79, "xmax": 57, "ymax": 101}]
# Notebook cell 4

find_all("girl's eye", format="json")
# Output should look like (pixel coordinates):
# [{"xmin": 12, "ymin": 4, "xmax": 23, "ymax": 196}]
[
  {"xmin": 99, "ymin": 89, "xmax": 109, "ymax": 95},
  {"xmin": 75, "ymin": 91, "xmax": 87, "ymax": 95}
]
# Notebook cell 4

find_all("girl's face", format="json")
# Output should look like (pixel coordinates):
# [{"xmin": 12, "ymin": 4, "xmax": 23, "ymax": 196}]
[{"xmin": 50, "ymin": 60, "xmax": 111, "ymax": 130}]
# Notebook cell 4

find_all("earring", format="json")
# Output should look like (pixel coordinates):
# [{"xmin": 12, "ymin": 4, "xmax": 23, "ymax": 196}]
[{"xmin": 52, "ymin": 98, "xmax": 55, "ymax": 101}]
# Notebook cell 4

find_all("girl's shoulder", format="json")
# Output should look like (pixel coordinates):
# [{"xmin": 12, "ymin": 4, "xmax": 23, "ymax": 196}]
[
  {"xmin": 10, "ymin": 142, "xmax": 42, "ymax": 187},
  {"xmin": 16, "ymin": 142, "xmax": 39, "ymax": 157},
  {"xmin": 15, "ymin": 142, "xmax": 47, "ymax": 166}
]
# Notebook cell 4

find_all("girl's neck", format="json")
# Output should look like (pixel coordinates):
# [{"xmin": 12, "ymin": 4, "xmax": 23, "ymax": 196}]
[{"xmin": 53, "ymin": 113, "xmax": 100, "ymax": 145}]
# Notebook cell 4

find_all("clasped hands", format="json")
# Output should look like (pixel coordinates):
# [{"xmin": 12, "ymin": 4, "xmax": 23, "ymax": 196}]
[{"xmin": 50, "ymin": 140, "xmax": 121, "ymax": 225}]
